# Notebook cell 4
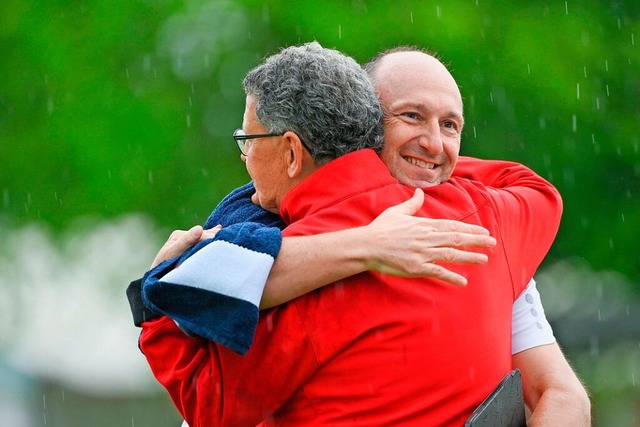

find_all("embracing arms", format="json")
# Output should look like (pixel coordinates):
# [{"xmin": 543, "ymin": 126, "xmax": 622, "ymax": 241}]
[{"xmin": 150, "ymin": 188, "xmax": 496, "ymax": 309}]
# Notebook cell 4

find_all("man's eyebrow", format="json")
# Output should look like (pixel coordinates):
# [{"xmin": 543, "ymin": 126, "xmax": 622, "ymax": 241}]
[
  {"xmin": 390, "ymin": 101, "xmax": 464, "ymax": 122},
  {"xmin": 391, "ymin": 101, "xmax": 426, "ymax": 111}
]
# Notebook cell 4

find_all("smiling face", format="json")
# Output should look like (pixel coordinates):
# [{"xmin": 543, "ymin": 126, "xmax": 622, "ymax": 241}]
[{"xmin": 373, "ymin": 52, "xmax": 464, "ymax": 188}]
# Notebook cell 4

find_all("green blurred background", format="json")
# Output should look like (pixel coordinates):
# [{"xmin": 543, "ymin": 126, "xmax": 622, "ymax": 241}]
[{"xmin": 1, "ymin": 0, "xmax": 638, "ymax": 425}]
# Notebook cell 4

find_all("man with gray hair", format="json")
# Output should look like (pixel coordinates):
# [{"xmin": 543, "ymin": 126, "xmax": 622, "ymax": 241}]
[{"xmin": 134, "ymin": 42, "xmax": 565, "ymax": 426}]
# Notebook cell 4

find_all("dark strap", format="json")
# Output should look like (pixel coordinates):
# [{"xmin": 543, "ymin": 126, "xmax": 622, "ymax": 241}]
[{"xmin": 126, "ymin": 278, "xmax": 162, "ymax": 327}]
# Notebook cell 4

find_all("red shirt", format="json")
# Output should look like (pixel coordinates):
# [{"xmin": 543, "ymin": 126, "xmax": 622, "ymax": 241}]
[{"xmin": 139, "ymin": 150, "xmax": 562, "ymax": 426}]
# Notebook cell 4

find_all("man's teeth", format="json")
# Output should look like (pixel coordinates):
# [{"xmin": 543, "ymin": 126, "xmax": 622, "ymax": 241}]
[{"xmin": 405, "ymin": 157, "xmax": 435, "ymax": 169}]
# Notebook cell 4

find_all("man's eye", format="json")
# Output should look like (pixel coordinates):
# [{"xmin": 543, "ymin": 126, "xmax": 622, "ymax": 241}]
[
  {"xmin": 402, "ymin": 112, "xmax": 419, "ymax": 119},
  {"xmin": 442, "ymin": 120, "xmax": 456, "ymax": 130}
]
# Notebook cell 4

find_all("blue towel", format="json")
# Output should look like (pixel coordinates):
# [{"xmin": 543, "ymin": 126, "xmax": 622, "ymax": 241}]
[{"xmin": 141, "ymin": 182, "xmax": 285, "ymax": 355}]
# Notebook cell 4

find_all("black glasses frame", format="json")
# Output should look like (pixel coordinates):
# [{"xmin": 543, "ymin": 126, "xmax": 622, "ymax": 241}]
[
  {"xmin": 233, "ymin": 129, "xmax": 284, "ymax": 155},
  {"xmin": 232, "ymin": 129, "xmax": 313, "ymax": 156}
]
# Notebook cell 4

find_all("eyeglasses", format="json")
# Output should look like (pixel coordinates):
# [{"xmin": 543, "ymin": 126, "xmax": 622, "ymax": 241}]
[
  {"xmin": 232, "ymin": 129, "xmax": 313, "ymax": 156},
  {"xmin": 232, "ymin": 129, "xmax": 284, "ymax": 156}
]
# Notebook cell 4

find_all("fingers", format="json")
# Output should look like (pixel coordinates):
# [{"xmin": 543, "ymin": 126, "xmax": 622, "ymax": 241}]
[
  {"xmin": 201, "ymin": 224, "xmax": 222, "ymax": 240},
  {"xmin": 150, "ymin": 224, "xmax": 222, "ymax": 268},
  {"xmin": 426, "ymin": 219, "xmax": 491, "ymax": 236},
  {"xmin": 421, "ymin": 264, "xmax": 469, "ymax": 287},
  {"xmin": 421, "ymin": 230, "xmax": 496, "ymax": 249},
  {"xmin": 426, "ymin": 247, "xmax": 489, "ymax": 265},
  {"xmin": 383, "ymin": 188, "xmax": 425, "ymax": 216},
  {"xmin": 187, "ymin": 224, "xmax": 204, "ymax": 239}
]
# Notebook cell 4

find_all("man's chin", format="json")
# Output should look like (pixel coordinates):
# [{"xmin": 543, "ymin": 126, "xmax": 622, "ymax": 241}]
[
  {"xmin": 251, "ymin": 193, "xmax": 279, "ymax": 214},
  {"xmin": 397, "ymin": 174, "xmax": 440, "ymax": 189}
]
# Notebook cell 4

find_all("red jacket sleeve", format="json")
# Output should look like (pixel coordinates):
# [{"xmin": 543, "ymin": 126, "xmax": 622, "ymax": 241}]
[
  {"xmin": 454, "ymin": 156, "xmax": 563, "ymax": 296},
  {"xmin": 139, "ymin": 307, "xmax": 319, "ymax": 427}
]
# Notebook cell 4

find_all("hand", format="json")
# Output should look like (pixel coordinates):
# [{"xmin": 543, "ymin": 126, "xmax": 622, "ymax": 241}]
[
  {"xmin": 366, "ymin": 188, "xmax": 496, "ymax": 286},
  {"xmin": 150, "ymin": 225, "xmax": 222, "ymax": 268}
]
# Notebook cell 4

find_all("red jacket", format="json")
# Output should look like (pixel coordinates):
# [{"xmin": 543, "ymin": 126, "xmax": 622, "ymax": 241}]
[{"xmin": 139, "ymin": 150, "xmax": 562, "ymax": 426}]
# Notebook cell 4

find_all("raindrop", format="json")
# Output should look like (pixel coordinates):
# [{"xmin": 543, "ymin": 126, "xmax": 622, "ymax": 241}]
[
  {"xmin": 580, "ymin": 216, "xmax": 589, "ymax": 228},
  {"xmin": 148, "ymin": 171, "xmax": 154, "ymax": 185},
  {"xmin": 144, "ymin": 55, "xmax": 151, "ymax": 73},
  {"xmin": 583, "ymin": 66, "xmax": 587, "ymax": 78},
  {"xmin": 472, "ymin": 126, "xmax": 477, "ymax": 138},
  {"xmin": 42, "ymin": 393, "xmax": 47, "ymax": 424},
  {"xmin": 527, "ymin": 64, "xmax": 530, "ymax": 75},
  {"xmin": 489, "ymin": 92, "xmax": 494, "ymax": 103},
  {"xmin": 186, "ymin": 113, "xmax": 191, "ymax": 128},
  {"xmin": 410, "ymin": 11, "xmax": 414, "ymax": 23},
  {"xmin": 539, "ymin": 116, "xmax": 546, "ymax": 130},
  {"xmin": 606, "ymin": 84, "xmax": 610, "ymax": 96},
  {"xmin": 576, "ymin": 83, "xmax": 580, "ymax": 100},
  {"xmin": 597, "ymin": 309, "xmax": 601, "ymax": 321},
  {"xmin": 436, "ymin": 5, "xmax": 441, "ymax": 18},
  {"xmin": 564, "ymin": 1, "xmax": 568, "ymax": 15},
  {"xmin": 572, "ymin": 114, "xmax": 577, "ymax": 132},
  {"xmin": 621, "ymin": 213, "xmax": 625, "ymax": 222},
  {"xmin": 338, "ymin": 25, "xmax": 342, "ymax": 39},
  {"xmin": 632, "ymin": 33, "xmax": 635, "ymax": 46},
  {"xmin": 125, "ymin": 68, "xmax": 130, "ymax": 79},
  {"xmin": 596, "ymin": 97, "xmax": 600, "ymax": 110},
  {"xmin": 590, "ymin": 336, "xmax": 599, "ymax": 357},
  {"xmin": 605, "ymin": 59, "xmax": 609, "ymax": 72}
]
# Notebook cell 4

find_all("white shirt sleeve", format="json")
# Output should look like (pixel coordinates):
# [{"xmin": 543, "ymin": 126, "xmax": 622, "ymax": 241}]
[{"xmin": 512, "ymin": 278, "xmax": 556, "ymax": 354}]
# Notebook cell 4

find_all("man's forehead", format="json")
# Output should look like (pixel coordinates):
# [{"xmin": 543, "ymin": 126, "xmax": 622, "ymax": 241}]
[
  {"xmin": 375, "ymin": 54, "xmax": 462, "ymax": 109},
  {"xmin": 242, "ymin": 96, "xmax": 259, "ymax": 129}
]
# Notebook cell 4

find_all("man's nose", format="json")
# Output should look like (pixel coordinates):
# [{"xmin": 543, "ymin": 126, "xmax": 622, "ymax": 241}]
[{"xmin": 417, "ymin": 125, "xmax": 444, "ymax": 154}]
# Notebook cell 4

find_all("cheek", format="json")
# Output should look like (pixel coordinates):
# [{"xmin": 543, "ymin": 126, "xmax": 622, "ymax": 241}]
[
  {"xmin": 380, "ymin": 130, "xmax": 404, "ymax": 161},
  {"xmin": 444, "ymin": 138, "xmax": 460, "ymax": 161}
]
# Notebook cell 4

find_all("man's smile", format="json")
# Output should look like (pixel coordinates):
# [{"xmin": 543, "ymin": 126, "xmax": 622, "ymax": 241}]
[{"xmin": 403, "ymin": 156, "xmax": 436, "ymax": 170}]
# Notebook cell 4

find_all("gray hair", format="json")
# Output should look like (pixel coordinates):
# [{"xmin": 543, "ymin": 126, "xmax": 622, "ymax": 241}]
[{"xmin": 243, "ymin": 41, "xmax": 384, "ymax": 165}]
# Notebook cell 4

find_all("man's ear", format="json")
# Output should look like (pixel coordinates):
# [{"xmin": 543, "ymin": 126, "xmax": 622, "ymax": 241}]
[{"xmin": 282, "ymin": 131, "xmax": 308, "ymax": 178}]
